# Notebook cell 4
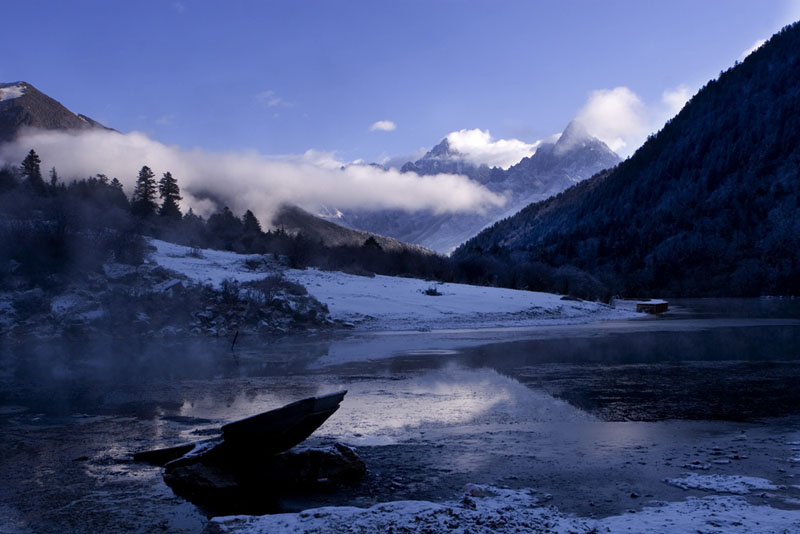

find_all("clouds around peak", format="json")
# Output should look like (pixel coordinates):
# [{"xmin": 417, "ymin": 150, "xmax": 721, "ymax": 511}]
[
  {"xmin": 444, "ymin": 129, "xmax": 539, "ymax": 169},
  {"xmin": 369, "ymin": 120, "xmax": 397, "ymax": 132},
  {"xmin": 0, "ymin": 129, "xmax": 506, "ymax": 225},
  {"xmin": 575, "ymin": 85, "xmax": 691, "ymax": 156}
]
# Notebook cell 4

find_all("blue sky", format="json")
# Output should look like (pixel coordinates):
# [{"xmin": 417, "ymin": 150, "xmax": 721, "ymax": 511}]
[{"xmin": 3, "ymin": 0, "xmax": 799, "ymax": 163}]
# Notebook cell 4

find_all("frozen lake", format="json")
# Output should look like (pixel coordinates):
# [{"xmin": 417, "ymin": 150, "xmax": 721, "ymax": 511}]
[{"xmin": 1, "ymin": 299, "xmax": 800, "ymax": 532}]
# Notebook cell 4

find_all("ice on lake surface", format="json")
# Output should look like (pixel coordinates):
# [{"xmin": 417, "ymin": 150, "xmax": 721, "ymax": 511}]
[{"xmin": 1, "ymin": 298, "xmax": 800, "ymax": 532}]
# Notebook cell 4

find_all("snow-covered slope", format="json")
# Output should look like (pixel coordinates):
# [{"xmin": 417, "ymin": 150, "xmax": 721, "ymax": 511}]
[{"xmin": 149, "ymin": 239, "xmax": 636, "ymax": 331}]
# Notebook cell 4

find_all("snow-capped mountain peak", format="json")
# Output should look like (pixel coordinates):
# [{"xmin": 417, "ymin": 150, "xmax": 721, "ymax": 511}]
[
  {"xmin": 0, "ymin": 81, "xmax": 111, "ymax": 143},
  {"xmin": 553, "ymin": 119, "xmax": 591, "ymax": 153}
]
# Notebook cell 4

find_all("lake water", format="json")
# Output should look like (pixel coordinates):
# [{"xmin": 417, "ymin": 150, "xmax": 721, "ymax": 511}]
[{"xmin": 1, "ymin": 298, "xmax": 799, "ymax": 532}]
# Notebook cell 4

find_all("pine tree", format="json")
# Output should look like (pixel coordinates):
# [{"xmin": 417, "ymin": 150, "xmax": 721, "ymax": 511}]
[
  {"xmin": 158, "ymin": 171, "xmax": 182, "ymax": 219},
  {"xmin": 242, "ymin": 209, "xmax": 262, "ymax": 234},
  {"xmin": 208, "ymin": 206, "xmax": 243, "ymax": 250},
  {"xmin": 131, "ymin": 166, "xmax": 158, "ymax": 217},
  {"xmin": 49, "ymin": 167, "xmax": 59, "ymax": 189},
  {"xmin": 21, "ymin": 149, "xmax": 45, "ymax": 194}
]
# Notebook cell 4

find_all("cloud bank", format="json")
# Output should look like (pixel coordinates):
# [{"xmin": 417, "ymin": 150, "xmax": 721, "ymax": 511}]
[
  {"xmin": 0, "ymin": 129, "xmax": 506, "ymax": 225},
  {"xmin": 445, "ymin": 129, "xmax": 539, "ymax": 169},
  {"xmin": 369, "ymin": 120, "xmax": 397, "ymax": 132},
  {"xmin": 575, "ymin": 85, "xmax": 691, "ymax": 156}
]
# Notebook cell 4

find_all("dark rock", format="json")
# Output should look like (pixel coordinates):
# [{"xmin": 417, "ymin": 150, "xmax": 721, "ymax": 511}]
[{"xmin": 163, "ymin": 443, "xmax": 365, "ymax": 515}]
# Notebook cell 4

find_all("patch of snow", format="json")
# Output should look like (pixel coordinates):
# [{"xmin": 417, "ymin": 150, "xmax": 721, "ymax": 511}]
[
  {"xmin": 214, "ymin": 485, "xmax": 800, "ymax": 534},
  {"xmin": 0, "ymin": 83, "xmax": 25, "ymax": 102},
  {"xmin": 665, "ymin": 473, "xmax": 779, "ymax": 494},
  {"xmin": 148, "ymin": 239, "xmax": 274, "ymax": 288}
]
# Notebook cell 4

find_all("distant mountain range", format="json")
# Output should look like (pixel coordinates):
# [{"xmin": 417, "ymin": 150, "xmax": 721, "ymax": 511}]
[
  {"xmin": 0, "ymin": 82, "xmax": 109, "ymax": 143},
  {"xmin": 330, "ymin": 120, "xmax": 619, "ymax": 253},
  {"xmin": 455, "ymin": 22, "xmax": 800, "ymax": 297}
]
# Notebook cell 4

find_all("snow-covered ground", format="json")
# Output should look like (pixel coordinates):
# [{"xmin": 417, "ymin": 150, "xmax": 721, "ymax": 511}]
[
  {"xmin": 215, "ymin": 484, "xmax": 800, "ymax": 534},
  {"xmin": 665, "ymin": 473, "xmax": 781, "ymax": 495},
  {"xmin": 149, "ymin": 239, "xmax": 639, "ymax": 331}
]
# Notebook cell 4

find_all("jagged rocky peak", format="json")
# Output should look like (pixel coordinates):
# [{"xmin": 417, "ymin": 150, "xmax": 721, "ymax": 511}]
[
  {"xmin": 554, "ymin": 119, "xmax": 591, "ymax": 149},
  {"xmin": 545, "ymin": 119, "xmax": 615, "ymax": 159},
  {"xmin": 400, "ymin": 136, "xmax": 487, "ymax": 178},
  {"xmin": 426, "ymin": 137, "xmax": 458, "ymax": 159},
  {"xmin": 0, "ymin": 81, "xmax": 110, "ymax": 142}
]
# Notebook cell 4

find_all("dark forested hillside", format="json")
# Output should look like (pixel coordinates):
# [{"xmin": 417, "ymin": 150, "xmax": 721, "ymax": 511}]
[{"xmin": 455, "ymin": 22, "xmax": 800, "ymax": 298}]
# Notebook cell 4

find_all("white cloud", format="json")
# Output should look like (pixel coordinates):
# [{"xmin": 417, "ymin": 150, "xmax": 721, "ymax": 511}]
[
  {"xmin": 369, "ymin": 120, "xmax": 397, "ymax": 132},
  {"xmin": 575, "ymin": 85, "xmax": 692, "ymax": 156},
  {"xmin": 0, "ymin": 129, "xmax": 506, "ymax": 225},
  {"xmin": 661, "ymin": 85, "xmax": 691, "ymax": 115},
  {"xmin": 444, "ymin": 129, "xmax": 538, "ymax": 169},
  {"xmin": 256, "ymin": 90, "xmax": 293, "ymax": 108},
  {"xmin": 740, "ymin": 39, "xmax": 766, "ymax": 61}
]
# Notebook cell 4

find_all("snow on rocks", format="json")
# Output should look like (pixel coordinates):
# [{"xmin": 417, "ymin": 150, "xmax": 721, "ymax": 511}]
[
  {"xmin": 0, "ymin": 83, "xmax": 25, "ymax": 102},
  {"xmin": 148, "ymin": 238, "xmax": 639, "ymax": 332},
  {"xmin": 214, "ymin": 484, "xmax": 800, "ymax": 534},
  {"xmin": 665, "ymin": 473, "xmax": 779, "ymax": 494}
]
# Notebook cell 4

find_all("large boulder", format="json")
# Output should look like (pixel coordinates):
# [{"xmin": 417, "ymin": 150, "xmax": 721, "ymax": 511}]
[{"xmin": 163, "ymin": 443, "xmax": 366, "ymax": 515}]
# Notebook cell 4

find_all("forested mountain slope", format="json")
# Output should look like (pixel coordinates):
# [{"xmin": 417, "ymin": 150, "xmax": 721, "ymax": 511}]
[{"xmin": 455, "ymin": 22, "xmax": 800, "ymax": 297}]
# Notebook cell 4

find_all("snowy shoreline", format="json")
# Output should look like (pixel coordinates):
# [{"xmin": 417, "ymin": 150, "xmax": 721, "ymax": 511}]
[
  {"xmin": 149, "ymin": 239, "xmax": 640, "ymax": 332},
  {"xmin": 214, "ymin": 487, "xmax": 800, "ymax": 534}
]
